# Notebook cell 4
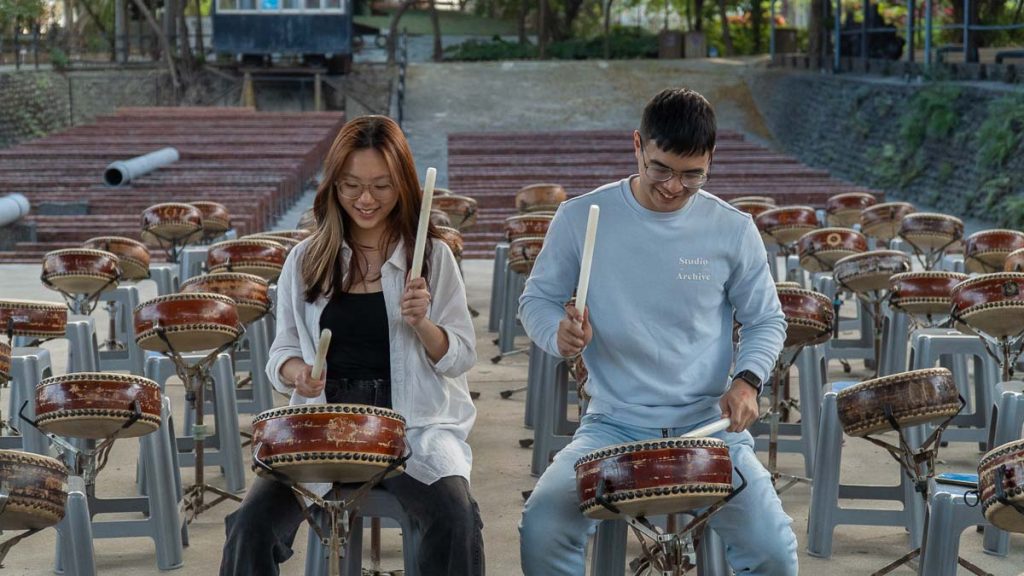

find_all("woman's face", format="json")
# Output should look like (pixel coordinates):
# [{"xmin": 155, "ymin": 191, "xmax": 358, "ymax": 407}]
[{"xmin": 336, "ymin": 148, "xmax": 399, "ymax": 238}]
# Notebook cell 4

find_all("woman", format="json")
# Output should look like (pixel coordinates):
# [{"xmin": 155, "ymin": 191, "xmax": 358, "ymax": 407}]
[{"xmin": 220, "ymin": 115, "xmax": 484, "ymax": 575}]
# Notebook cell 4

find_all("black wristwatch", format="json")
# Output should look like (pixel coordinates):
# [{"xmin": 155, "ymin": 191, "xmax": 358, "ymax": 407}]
[{"xmin": 733, "ymin": 370, "xmax": 763, "ymax": 395}]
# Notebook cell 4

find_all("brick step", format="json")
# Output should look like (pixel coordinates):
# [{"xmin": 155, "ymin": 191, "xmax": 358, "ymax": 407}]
[{"xmin": 447, "ymin": 155, "xmax": 801, "ymax": 168}]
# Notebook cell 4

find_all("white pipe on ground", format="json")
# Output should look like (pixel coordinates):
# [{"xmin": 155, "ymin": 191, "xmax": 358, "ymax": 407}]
[
  {"xmin": 0, "ymin": 193, "xmax": 30, "ymax": 227},
  {"xmin": 103, "ymin": 147, "xmax": 180, "ymax": 187}
]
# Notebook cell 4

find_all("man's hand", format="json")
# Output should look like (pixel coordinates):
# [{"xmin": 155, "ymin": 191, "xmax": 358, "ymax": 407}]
[
  {"xmin": 556, "ymin": 305, "xmax": 592, "ymax": 358},
  {"xmin": 293, "ymin": 363, "xmax": 326, "ymax": 399},
  {"xmin": 719, "ymin": 379, "xmax": 760, "ymax": 432}
]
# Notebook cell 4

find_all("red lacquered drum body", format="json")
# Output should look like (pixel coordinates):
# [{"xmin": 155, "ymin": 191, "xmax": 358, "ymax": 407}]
[
  {"xmin": 516, "ymin": 184, "xmax": 566, "ymax": 213},
  {"xmin": 207, "ymin": 239, "xmax": 288, "ymax": 282},
  {"xmin": 836, "ymin": 368, "xmax": 960, "ymax": 437},
  {"xmin": 777, "ymin": 287, "xmax": 834, "ymax": 348},
  {"xmin": 0, "ymin": 341, "xmax": 10, "ymax": 381},
  {"xmin": 82, "ymin": 236, "xmax": 150, "ymax": 281},
  {"xmin": 833, "ymin": 250, "xmax": 911, "ymax": 294},
  {"xmin": 797, "ymin": 228, "xmax": 868, "ymax": 272},
  {"xmin": 189, "ymin": 201, "xmax": 231, "ymax": 235},
  {"xmin": 0, "ymin": 449, "xmax": 68, "ymax": 530},
  {"xmin": 729, "ymin": 195, "xmax": 776, "ymax": 206},
  {"xmin": 35, "ymin": 372, "xmax": 162, "ymax": 439},
  {"xmin": 243, "ymin": 234, "xmax": 300, "ymax": 255},
  {"xmin": 430, "ymin": 209, "xmax": 452, "ymax": 227},
  {"xmin": 436, "ymin": 226, "xmax": 464, "ymax": 263},
  {"xmin": 0, "ymin": 299, "xmax": 67, "ymax": 339},
  {"xmin": 261, "ymin": 229, "xmax": 312, "ymax": 243},
  {"xmin": 755, "ymin": 206, "xmax": 819, "ymax": 246},
  {"xmin": 825, "ymin": 192, "xmax": 877, "ymax": 227},
  {"xmin": 431, "ymin": 195, "xmax": 478, "ymax": 229},
  {"xmin": 889, "ymin": 271, "xmax": 968, "ymax": 317},
  {"xmin": 978, "ymin": 439, "xmax": 1024, "ymax": 533},
  {"xmin": 899, "ymin": 212, "xmax": 964, "ymax": 251},
  {"xmin": 951, "ymin": 273, "xmax": 1024, "ymax": 338},
  {"xmin": 964, "ymin": 230, "xmax": 1024, "ymax": 274},
  {"xmin": 41, "ymin": 249, "xmax": 120, "ymax": 295},
  {"xmin": 134, "ymin": 293, "xmax": 241, "ymax": 353},
  {"xmin": 1005, "ymin": 248, "xmax": 1024, "ymax": 272},
  {"xmin": 505, "ymin": 213, "xmax": 553, "ymax": 242},
  {"xmin": 141, "ymin": 202, "xmax": 203, "ymax": 243},
  {"xmin": 509, "ymin": 237, "xmax": 544, "ymax": 274},
  {"xmin": 251, "ymin": 404, "xmax": 407, "ymax": 483},
  {"xmin": 180, "ymin": 273, "xmax": 270, "ymax": 325},
  {"xmin": 730, "ymin": 201, "xmax": 775, "ymax": 219},
  {"xmin": 860, "ymin": 202, "xmax": 915, "ymax": 241},
  {"xmin": 575, "ymin": 438, "xmax": 733, "ymax": 520}
]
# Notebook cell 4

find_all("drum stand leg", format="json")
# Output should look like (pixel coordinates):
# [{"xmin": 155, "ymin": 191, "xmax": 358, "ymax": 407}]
[
  {"xmin": 763, "ymin": 349, "xmax": 811, "ymax": 495},
  {"xmin": 101, "ymin": 301, "xmax": 125, "ymax": 352}
]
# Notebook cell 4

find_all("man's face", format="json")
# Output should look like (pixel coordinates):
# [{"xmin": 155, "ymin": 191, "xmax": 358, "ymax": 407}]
[{"xmin": 632, "ymin": 131, "xmax": 712, "ymax": 213}]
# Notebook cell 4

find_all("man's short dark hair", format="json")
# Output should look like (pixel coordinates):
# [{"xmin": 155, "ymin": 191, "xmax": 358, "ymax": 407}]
[{"xmin": 639, "ymin": 88, "xmax": 717, "ymax": 157}]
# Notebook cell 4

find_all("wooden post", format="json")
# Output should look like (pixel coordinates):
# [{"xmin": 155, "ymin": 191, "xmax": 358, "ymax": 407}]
[
  {"xmin": 242, "ymin": 71, "xmax": 255, "ymax": 108},
  {"xmin": 314, "ymin": 73, "xmax": 322, "ymax": 112}
]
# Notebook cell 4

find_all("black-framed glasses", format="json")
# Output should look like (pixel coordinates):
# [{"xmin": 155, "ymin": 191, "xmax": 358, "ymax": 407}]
[
  {"xmin": 638, "ymin": 137, "xmax": 709, "ymax": 190},
  {"xmin": 334, "ymin": 179, "xmax": 395, "ymax": 200}
]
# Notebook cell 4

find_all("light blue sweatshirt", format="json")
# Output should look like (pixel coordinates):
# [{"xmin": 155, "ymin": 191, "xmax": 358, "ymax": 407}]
[{"xmin": 519, "ymin": 177, "xmax": 786, "ymax": 428}]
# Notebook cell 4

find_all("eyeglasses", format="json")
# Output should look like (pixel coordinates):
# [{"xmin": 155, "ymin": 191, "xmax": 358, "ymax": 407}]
[
  {"xmin": 334, "ymin": 179, "xmax": 395, "ymax": 200},
  {"xmin": 638, "ymin": 137, "xmax": 709, "ymax": 190}
]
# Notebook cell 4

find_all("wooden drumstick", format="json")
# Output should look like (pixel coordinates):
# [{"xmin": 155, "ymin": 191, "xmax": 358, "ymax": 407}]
[
  {"xmin": 311, "ymin": 328, "xmax": 332, "ymax": 381},
  {"xmin": 680, "ymin": 418, "xmax": 732, "ymax": 438},
  {"xmin": 410, "ymin": 167, "xmax": 437, "ymax": 280},
  {"xmin": 574, "ymin": 204, "xmax": 600, "ymax": 316}
]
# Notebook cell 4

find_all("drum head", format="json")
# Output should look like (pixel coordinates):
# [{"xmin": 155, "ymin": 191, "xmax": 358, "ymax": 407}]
[
  {"xmin": 979, "ymin": 439, "xmax": 1024, "ymax": 533},
  {"xmin": 35, "ymin": 373, "xmax": 162, "ymax": 439},
  {"xmin": 778, "ymin": 288, "xmax": 834, "ymax": 348},
  {"xmin": 899, "ymin": 213, "xmax": 964, "ymax": 251},
  {"xmin": 134, "ymin": 293, "xmax": 241, "ymax": 353},
  {"xmin": 952, "ymin": 273, "xmax": 1024, "ymax": 339},
  {"xmin": 0, "ymin": 450, "xmax": 68, "ymax": 531},
  {"xmin": 834, "ymin": 250, "xmax": 911, "ymax": 295},
  {"xmin": 0, "ymin": 299, "xmax": 67, "ymax": 338},
  {"xmin": 836, "ymin": 368, "xmax": 960, "ymax": 437},
  {"xmin": 136, "ymin": 325, "xmax": 240, "ymax": 353},
  {"xmin": 142, "ymin": 203, "xmax": 203, "ymax": 243},
  {"xmin": 42, "ymin": 249, "xmax": 120, "ymax": 295}
]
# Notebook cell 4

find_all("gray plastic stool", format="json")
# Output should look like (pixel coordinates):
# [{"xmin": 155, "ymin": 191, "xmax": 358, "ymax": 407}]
[
  {"xmin": 54, "ymin": 395, "xmax": 185, "ymax": 571},
  {"xmin": 878, "ymin": 308, "xmax": 911, "ymax": 377},
  {"xmin": 65, "ymin": 315, "xmax": 100, "ymax": 374},
  {"xmin": 497, "ymin": 265, "xmax": 528, "ymax": 356},
  {"xmin": 489, "ymin": 243, "xmax": 509, "ymax": 333},
  {"xmin": 531, "ymin": 348, "xmax": 579, "ymax": 477},
  {"xmin": 96, "ymin": 286, "xmax": 145, "ymax": 375},
  {"xmin": 304, "ymin": 487, "xmax": 421, "ymax": 576},
  {"xmin": 785, "ymin": 253, "xmax": 806, "ymax": 288},
  {"xmin": 54, "ymin": 476, "xmax": 96, "ymax": 576},
  {"xmin": 144, "ymin": 353, "xmax": 246, "ymax": 493},
  {"xmin": 807, "ymin": 390, "xmax": 926, "ymax": 558},
  {"xmin": 148, "ymin": 263, "xmax": 180, "ymax": 296},
  {"xmin": 982, "ymin": 380, "xmax": 1024, "ymax": 556},
  {"xmin": 918, "ymin": 479, "xmax": 995, "ymax": 575},
  {"xmin": 752, "ymin": 343, "xmax": 826, "ymax": 478},
  {"xmin": 814, "ymin": 274, "xmax": 876, "ymax": 369},
  {"xmin": 591, "ymin": 519, "xmax": 730, "ymax": 576},
  {"xmin": 232, "ymin": 315, "xmax": 274, "ymax": 416},
  {"xmin": 909, "ymin": 329, "xmax": 999, "ymax": 447},
  {"xmin": 3, "ymin": 347, "xmax": 54, "ymax": 453},
  {"xmin": 178, "ymin": 246, "xmax": 209, "ymax": 282}
]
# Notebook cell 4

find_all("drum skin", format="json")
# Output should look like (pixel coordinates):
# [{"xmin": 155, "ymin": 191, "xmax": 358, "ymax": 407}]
[
  {"xmin": 0, "ymin": 340, "xmax": 10, "ymax": 382},
  {"xmin": 777, "ymin": 288, "xmax": 834, "ymax": 348},
  {"xmin": 242, "ymin": 234, "xmax": 301, "ymax": 255},
  {"xmin": 964, "ymin": 230, "xmax": 1024, "ymax": 274},
  {"xmin": 436, "ymin": 226, "xmax": 464, "ymax": 263},
  {"xmin": 860, "ymin": 202, "xmax": 915, "ymax": 242},
  {"xmin": 180, "ymin": 273, "xmax": 270, "ymax": 325},
  {"xmin": 889, "ymin": 271, "xmax": 968, "ymax": 317},
  {"xmin": 516, "ymin": 184, "xmax": 567, "ymax": 214},
  {"xmin": 951, "ymin": 273, "xmax": 1024, "ymax": 339},
  {"xmin": 898, "ymin": 212, "xmax": 964, "ymax": 251},
  {"xmin": 0, "ymin": 299, "xmax": 67, "ymax": 339},
  {"xmin": 797, "ymin": 228, "xmax": 869, "ymax": 272},
  {"xmin": 134, "ymin": 292, "xmax": 241, "ymax": 353},
  {"xmin": 189, "ymin": 201, "xmax": 231, "ymax": 235},
  {"xmin": 729, "ymin": 195, "xmax": 776, "ymax": 206},
  {"xmin": 251, "ymin": 404, "xmax": 407, "ymax": 483},
  {"xmin": 825, "ymin": 192, "xmax": 877, "ymax": 227},
  {"xmin": 755, "ymin": 206, "xmax": 819, "ymax": 246},
  {"xmin": 431, "ymin": 195, "xmax": 478, "ymax": 229},
  {"xmin": 35, "ymin": 372, "xmax": 162, "ymax": 439},
  {"xmin": 836, "ymin": 368, "xmax": 960, "ymax": 437},
  {"xmin": 0, "ymin": 449, "xmax": 68, "ymax": 531},
  {"xmin": 1005, "ymin": 248, "xmax": 1024, "ymax": 273},
  {"xmin": 575, "ymin": 438, "xmax": 733, "ymax": 520},
  {"xmin": 82, "ymin": 236, "xmax": 150, "ymax": 281},
  {"xmin": 41, "ymin": 249, "xmax": 120, "ymax": 295},
  {"xmin": 832, "ymin": 250, "xmax": 911, "ymax": 294},
  {"xmin": 509, "ymin": 236, "xmax": 544, "ymax": 275},
  {"xmin": 505, "ymin": 213, "xmax": 553, "ymax": 242},
  {"xmin": 141, "ymin": 202, "xmax": 203, "ymax": 244},
  {"xmin": 978, "ymin": 439, "xmax": 1024, "ymax": 533},
  {"xmin": 206, "ymin": 239, "xmax": 288, "ymax": 282}
]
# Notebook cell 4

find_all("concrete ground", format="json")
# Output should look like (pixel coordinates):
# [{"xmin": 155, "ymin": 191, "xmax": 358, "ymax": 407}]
[{"xmin": 4, "ymin": 58, "xmax": 1021, "ymax": 575}]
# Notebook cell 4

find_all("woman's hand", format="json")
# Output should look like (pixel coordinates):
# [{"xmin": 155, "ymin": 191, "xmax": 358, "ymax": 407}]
[
  {"xmin": 283, "ymin": 359, "xmax": 325, "ymax": 398},
  {"xmin": 402, "ymin": 276, "xmax": 432, "ymax": 328}
]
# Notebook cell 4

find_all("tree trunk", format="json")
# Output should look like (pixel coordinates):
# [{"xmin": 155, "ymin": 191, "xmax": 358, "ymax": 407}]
[
  {"xmin": 808, "ymin": 0, "xmax": 824, "ymax": 64},
  {"xmin": 750, "ymin": 0, "xmax": 762, "ymax": 53},
  {"xmin": 430, "ymin": 0, "xmax": 442, "ymax": 61},
  {"xmin": 77, "ymin": 0, "xmax": 115, "ymax": 60},
  {"xmin": 128, "ymin": 0, "xmax": 179, "ymax": 91},
  {"xmin": 603, "ymin": 0, "xmax": 613, "ymax": 59},
  {"xmin": 717, "ymin": 0, "xmax": 733, "ymax": 55},
  {"xmin": 695, "ymin": 0, "xmax": 704, "ymax": 31},
  {"xmin": 386, "ymin": 0, "xmax": 416, "ymax": 64},
  {"xmin": 538, "ymin": 0, "xmax": 546, "ymax": 58},
  {"xmin": 685, "ymin": 0, "xmax": 693, "ymax": 31},
  {"xmin": 195, "ymin": 0, "xmax": 205, "ymax": 59},
  {"xmin": 518, "ymin": 0, "xmax": 527, "ymax": 44}
]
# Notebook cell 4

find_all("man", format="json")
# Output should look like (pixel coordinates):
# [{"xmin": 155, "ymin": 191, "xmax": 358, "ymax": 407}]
[{"xmin": 518, "ymin": 88, "xmax": 797, "ymax": 575}]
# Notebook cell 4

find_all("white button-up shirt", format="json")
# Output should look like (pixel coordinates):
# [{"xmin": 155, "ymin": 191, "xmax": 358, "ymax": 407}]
[{"xmin": 266, "ymin": 237, "xmax": 477, "ymax": 495}]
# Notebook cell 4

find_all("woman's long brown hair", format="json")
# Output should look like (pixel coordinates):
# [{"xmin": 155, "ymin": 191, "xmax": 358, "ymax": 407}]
[{"xmin": 302, "ymin": 115, "xmax": 439, "ymax": 302}]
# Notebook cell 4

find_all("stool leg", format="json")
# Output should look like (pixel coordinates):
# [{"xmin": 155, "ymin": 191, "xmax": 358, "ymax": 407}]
[
  {"xmin": 489, "ymin": 246, "xmax": 508, "ymax": 333},
  {"xmin": 145, "ymin": 396, "xmax": 185, "ymax": 570},
  {"xmin": 344, "ymin": 516, "xmax": 364, "ymax": 576},
  {"xmin": 590, "ymin": 519, "xmax": 628, "ymax": 576},
  {"xmin": 250, "ymin": 318, "xmax": 274, "ymax": 414},
  {"xmin": 12, "ymin": 355, "xmax": 49, "ymax": 455},
  {"xmin": 696, "ymin": 527, "xmax": 730, "ymax": 576},
  {"xmin": 56, "ymin": 476, "xmax": 96, "ymax": 576},
  {"xmin": 304, "ymin": 510, "xmax": 328, "ymax": 576},
  {"xmin": 917, "ymin": 492, "xmax": 961, "ymax": 576},
  {"xmin": 212, "ymin": 355, "xmax": 246, "ymax": 493},
  {"xmin": 807, "ymin": 393, "xmax": 842, "ymax": 558},
  {"xmin": 796, "ymin": 346, "xmax": 823, "ymax": 478}
]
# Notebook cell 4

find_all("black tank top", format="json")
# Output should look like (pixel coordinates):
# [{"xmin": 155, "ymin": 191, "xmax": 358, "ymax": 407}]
[{"xmin": 318, "ymin": 291, "xmax": 391, "ymax": 380}]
